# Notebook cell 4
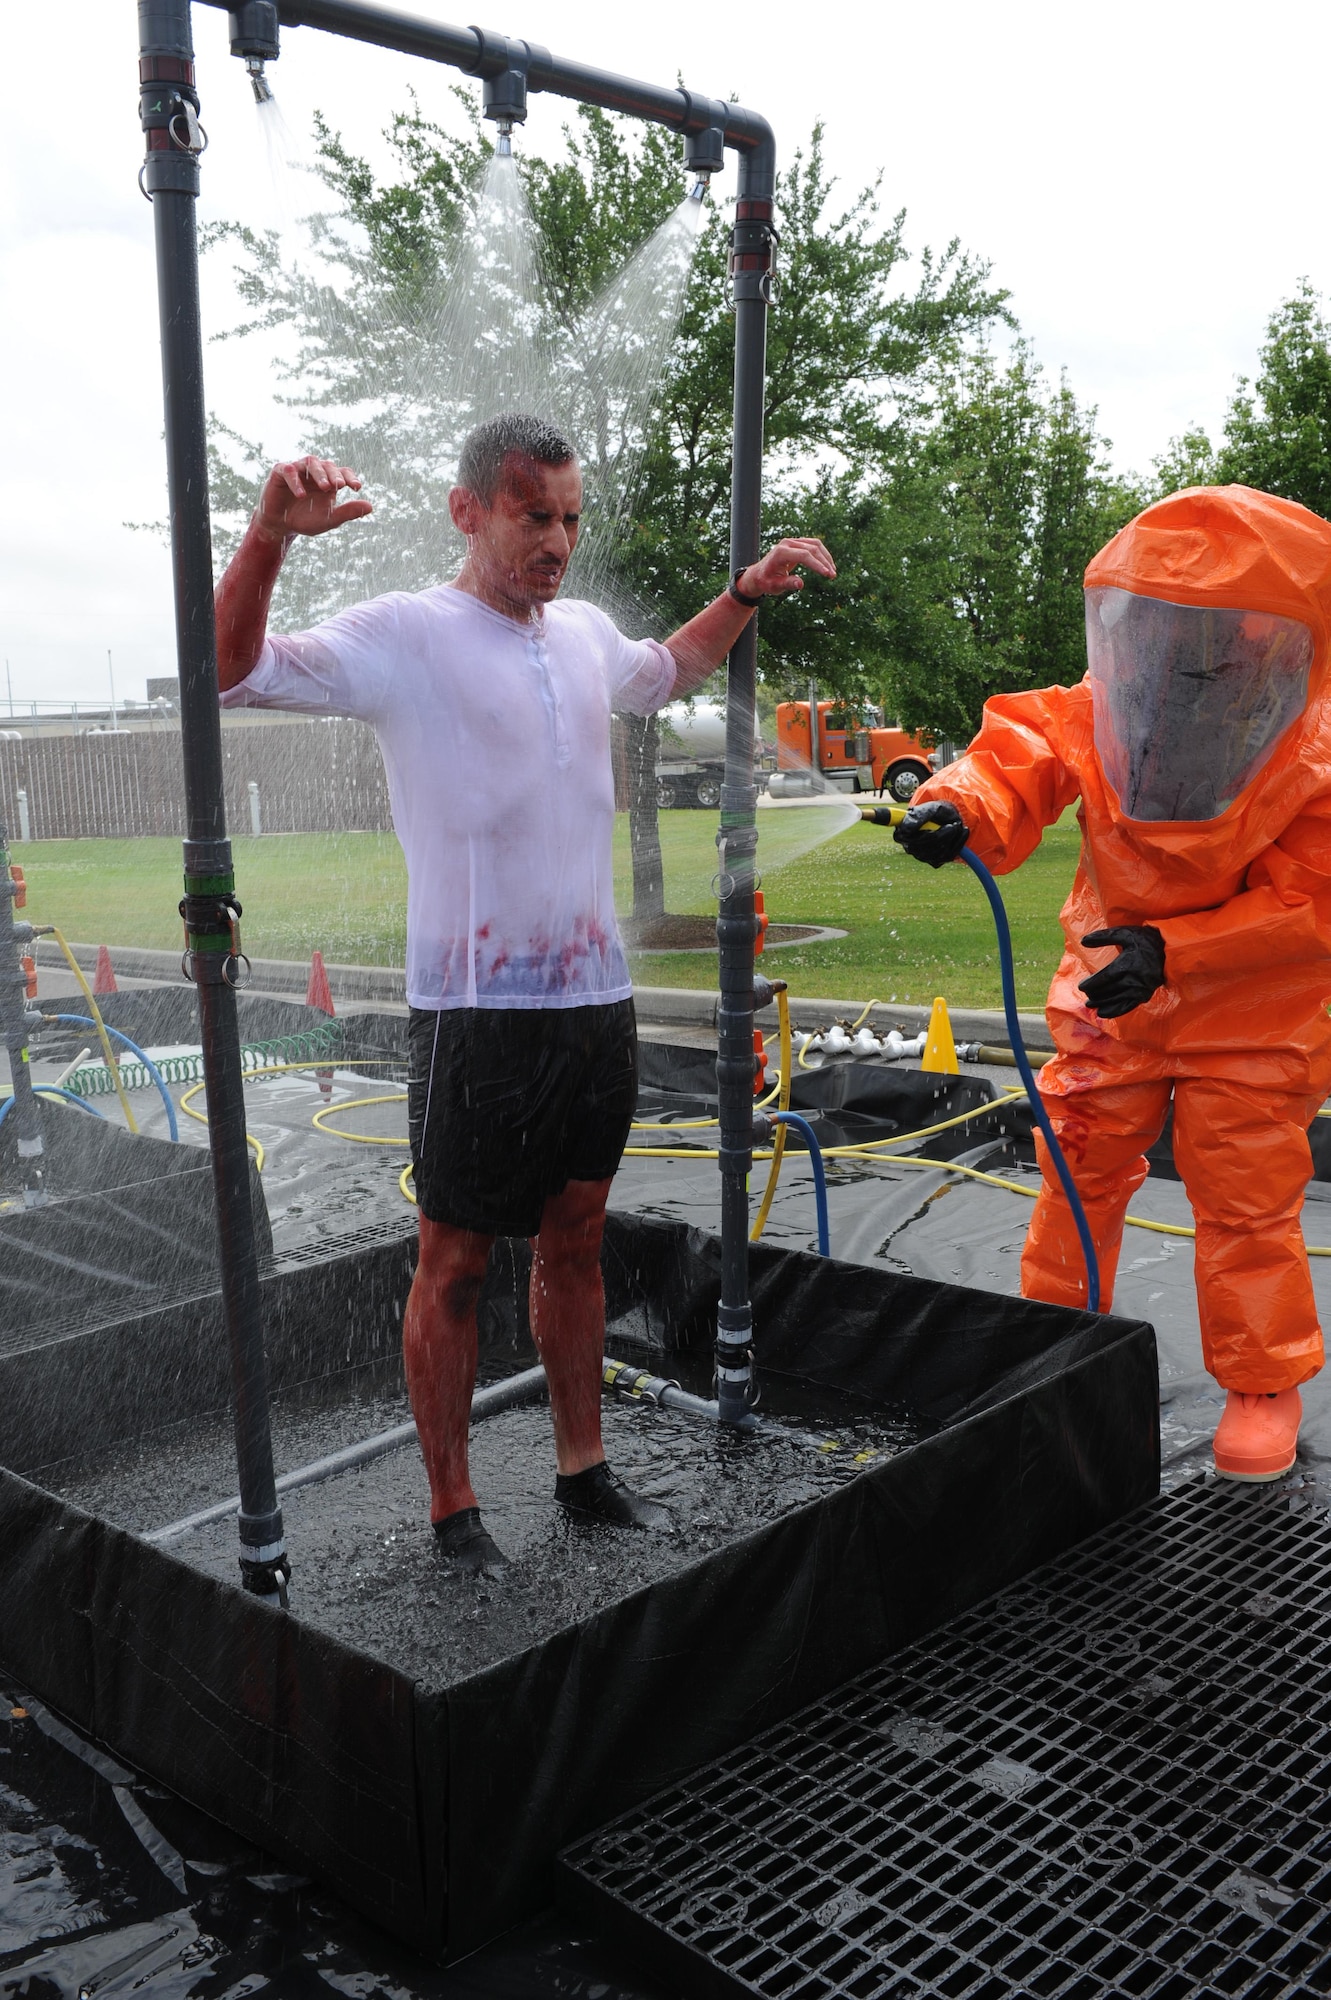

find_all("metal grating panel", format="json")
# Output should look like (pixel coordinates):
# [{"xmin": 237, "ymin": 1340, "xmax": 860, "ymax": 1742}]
[{"xmin": 563, "ymin": 1478, "xmax": 1331, "ymax": 1999}]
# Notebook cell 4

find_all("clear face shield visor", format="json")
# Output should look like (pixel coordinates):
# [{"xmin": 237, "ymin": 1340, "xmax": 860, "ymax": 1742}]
[{"xmin": 1085, "ymin": 587, "xmax": 1314, "ymax": 822}]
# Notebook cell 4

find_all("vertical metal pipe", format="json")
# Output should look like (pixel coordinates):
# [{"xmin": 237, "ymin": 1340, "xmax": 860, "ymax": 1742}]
[
  {"xmin": 137, "ymin": 0, "xmax": 288, "ymax": 1602},
  {"xmin": 0, "ymin": 828, "xmax": 43, "ymax": 1207},
  {"xmin": 714, "ymin": 136, "xmax": 777, "ymax": 1426}
]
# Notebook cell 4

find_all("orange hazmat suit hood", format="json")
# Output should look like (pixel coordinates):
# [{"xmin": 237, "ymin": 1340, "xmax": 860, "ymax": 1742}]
[
  {"xmin": 1086, "ymin": 484, "xmax": 1331, "ymax": 645},
  {"xmin": 1082, "ymin": 486, "xmax": 1331, "ymax": 831}
]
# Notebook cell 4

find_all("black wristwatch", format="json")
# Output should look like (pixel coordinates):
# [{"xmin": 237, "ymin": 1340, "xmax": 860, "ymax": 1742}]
[{"xmin": 728, "ymin": 567, "xmax": 763, "ymax": 608}]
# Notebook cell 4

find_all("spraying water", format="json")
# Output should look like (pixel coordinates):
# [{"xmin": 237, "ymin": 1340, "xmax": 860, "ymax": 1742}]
[
  {"xmin": 561, "ymin": 189, "xmax": 705, "ymax": 608},
  {"xmin": 218, "ymin": 101, "xmax": 859, "ymax": 931},
  {"xmin": 239, "ymin": 103, "xmax": 705, "ymax": 623},
  {"xmin": 412, "ymin": 150, "xmax": 551, "ymax": 431}
]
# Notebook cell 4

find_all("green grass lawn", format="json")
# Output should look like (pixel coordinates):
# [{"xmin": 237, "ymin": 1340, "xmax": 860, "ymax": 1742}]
[{"xmin": 18, "ymin": 810, "xmax": 1081, "ymax": 1011}]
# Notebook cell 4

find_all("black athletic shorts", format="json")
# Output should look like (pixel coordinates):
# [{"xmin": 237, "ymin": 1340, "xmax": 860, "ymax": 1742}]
[{"xmin": 407, "ymin": 999, "xmax": 638, "ymax": 1236}]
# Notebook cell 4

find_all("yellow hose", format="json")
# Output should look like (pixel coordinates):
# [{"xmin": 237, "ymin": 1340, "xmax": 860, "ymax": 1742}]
[
  {"xmin": 178, "ymin": 1080, "xmax": 266, "ymax": 1171},
  {"xmin": 312, "ymin": 1092, "xmax": 408, "ymax": 1142},
  {"xmin": 752, "ymin": 986, "xmax": 793, "ymax": 1240},
  {"xmin": 629, "ymin": 1088, "xmax": 1029, "ymax": 1161},
  {"xmin": 180, "ymin": 1057, "xmax": 412, "ymax": 1171},
  {"xmin": 48, "ymin": 930, "xmax": 138, "ymax": 1134},
  {"xmin": 830, "ymin": 1148, "xmax": 1331, "ymax": 1256},
  {"xmin": 632, "ymin": 1117, "xmax": 721, "ymax": 1130},
  {"xmin": 825, "ymin": 1088, "xmax": 1028, "ymax": 1156},
  {"xmin": 400, "ymin": 1162, "xmax": 416, "ymax": 1205}
]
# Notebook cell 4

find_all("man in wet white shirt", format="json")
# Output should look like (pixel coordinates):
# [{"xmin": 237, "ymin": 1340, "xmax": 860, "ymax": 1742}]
[{"xmin": 215, "ymin": 414, "xmax": 835, "ymax": 1573}]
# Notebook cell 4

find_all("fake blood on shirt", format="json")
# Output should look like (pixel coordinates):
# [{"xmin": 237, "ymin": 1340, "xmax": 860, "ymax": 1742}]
[{"xmin": 221, "ymin": 585, "xmax": 675, "ymax": 1010}]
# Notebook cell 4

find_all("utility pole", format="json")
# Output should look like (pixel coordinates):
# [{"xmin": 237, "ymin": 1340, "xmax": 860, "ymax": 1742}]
[{"xmin": 107, "ymin": 649, "xmax": 118, "ymax": 729}]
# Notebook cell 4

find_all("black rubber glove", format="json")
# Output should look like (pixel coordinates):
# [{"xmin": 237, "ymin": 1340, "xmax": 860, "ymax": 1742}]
[
  {"xmin": 1078, "ymin": 926, "xmax": 1166, "ymax": 1018},
  {"xmin": 892, "ymin": 800, "xmax": 970, "ymax": 868}
]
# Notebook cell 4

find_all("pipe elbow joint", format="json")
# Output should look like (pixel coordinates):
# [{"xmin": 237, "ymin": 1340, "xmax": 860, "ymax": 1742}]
[{"xmin": 725, "ymin": 107, "xmax": 776, "ymax": 203}]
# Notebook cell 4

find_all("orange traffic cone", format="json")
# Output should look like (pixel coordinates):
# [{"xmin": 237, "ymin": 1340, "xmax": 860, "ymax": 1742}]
[
  {"xmin": 920, "ymin": 996, "xmax": 959, "ymax": 1075},
  {"xmin": 305, "ymin": 950, "xmax": 334, "ymax": 1015},
  {"xmin": 93, "ymin": 945, "xmax": 118, "ymax": 996}
]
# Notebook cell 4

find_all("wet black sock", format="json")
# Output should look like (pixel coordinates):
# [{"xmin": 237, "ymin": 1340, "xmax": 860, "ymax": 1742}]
[
  {"xmin": 432, "ymin": 1506, "xmax": 510, "ymax": 1575},
  {"xmin": 554, "ymin": 1461, "xmax": 674, "ymax": 1531}
]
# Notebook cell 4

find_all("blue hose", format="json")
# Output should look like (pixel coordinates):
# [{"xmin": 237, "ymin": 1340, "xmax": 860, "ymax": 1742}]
[
  {"xmin": 50, "ymin": 1015, "xmax": 180, "ymax": 1142},
  {"xmin": 0, "ymin": 1086, "xmax": 107, "ymax": 1125},
  {"xmin": 769, "ymin": 1110, "xmax": 831, "ymax": 1257},
  {"xmin": 959, "ymin": 848, "xmax": 1102, "ymax": 1313}
]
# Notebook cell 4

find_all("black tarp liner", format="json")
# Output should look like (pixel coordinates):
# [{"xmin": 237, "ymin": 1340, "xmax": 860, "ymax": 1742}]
[
  {"xmin": 0, "ymin": 1215, "xmax": 1157, "ymax": 1959},
  {"xmin": 0, "ymin": 1101, "xmax": 271, "ymax": 1354}
]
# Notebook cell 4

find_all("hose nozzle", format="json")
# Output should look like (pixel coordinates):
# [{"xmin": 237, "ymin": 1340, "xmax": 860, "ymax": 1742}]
[
  {"xmin": 495, "ymin": 119, "xmax": 514, "ymax": 157},
  {"xmin": 859, "ymin": 804, "xmax": 905, "ymax": 827},
  {"xmin": 688, "ymin": 175, "xmax": 710, "ymax": 203}
]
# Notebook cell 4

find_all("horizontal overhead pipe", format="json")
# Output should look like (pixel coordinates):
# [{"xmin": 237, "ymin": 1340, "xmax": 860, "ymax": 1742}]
[{"xmin": 193, "ymin": 0, "xmax": 774, "ymax": 183}]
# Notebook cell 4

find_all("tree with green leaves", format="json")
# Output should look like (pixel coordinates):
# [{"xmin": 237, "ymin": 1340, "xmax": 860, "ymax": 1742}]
[
  {"xmin": 851, "ymin": 345, "xmax": 1140, "ymax": 741},
  {"xmin": 207, "ymin": 100, "xmax": 1013, "ymax": 918},
  {"xmin": 1154, "ymin": 281, "xmax": 1331, "ymax": 520}
]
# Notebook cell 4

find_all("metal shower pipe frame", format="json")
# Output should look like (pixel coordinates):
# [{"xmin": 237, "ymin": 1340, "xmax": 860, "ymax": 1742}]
[{"xmin": 136, "ymin": 1, "xmax": 774, "ymax": 1603}]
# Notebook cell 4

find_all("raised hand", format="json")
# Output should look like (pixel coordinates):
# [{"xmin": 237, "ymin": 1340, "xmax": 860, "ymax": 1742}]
[
  {"xmin": 254, "ymin": 456, "xmax": 372, "ymax": 542},
  {"xmin": 736, "ymin": 536, "xmax": 837, "ymax": 599}
]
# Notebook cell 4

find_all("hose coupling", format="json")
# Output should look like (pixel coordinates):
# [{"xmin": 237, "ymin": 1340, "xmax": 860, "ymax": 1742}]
[{"xmin": 753, "ymin": 973, "xmax": 787, "ymax": 1011}]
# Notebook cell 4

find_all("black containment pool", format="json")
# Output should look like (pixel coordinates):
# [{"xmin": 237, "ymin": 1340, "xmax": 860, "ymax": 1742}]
[{"xmin": 0, "ymin": 1215, "xmax": 1158, "ymax": 1961}]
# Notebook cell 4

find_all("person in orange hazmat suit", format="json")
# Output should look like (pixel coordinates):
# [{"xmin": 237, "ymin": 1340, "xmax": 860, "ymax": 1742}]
[{"xmin": 894, "ymin": 485, "xmax": 1331, "ymax": 1482}]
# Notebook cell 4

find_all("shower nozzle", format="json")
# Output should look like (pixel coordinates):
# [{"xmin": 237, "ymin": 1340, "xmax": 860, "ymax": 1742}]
[
  {"xmin": 245, "ymin": 57, "xmax": 274, "ymax": 106},
  {"xmin": 228, "ymin": 4, "xmax": 279, "ymax": 103}
]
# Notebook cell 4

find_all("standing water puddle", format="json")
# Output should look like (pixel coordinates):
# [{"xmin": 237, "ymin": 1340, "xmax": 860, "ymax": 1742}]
[{"xmin": 57, "ymin": 1385, "xmax": 921, "ymax": 1692}]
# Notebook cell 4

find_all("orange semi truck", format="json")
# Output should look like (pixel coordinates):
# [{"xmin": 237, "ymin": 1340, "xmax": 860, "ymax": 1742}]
[{"xmin": 768, "ymin": 700, "xmax": 940, "ymax": 803}]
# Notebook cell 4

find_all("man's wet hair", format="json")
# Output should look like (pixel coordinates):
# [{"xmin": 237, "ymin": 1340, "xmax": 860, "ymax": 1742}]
[{"xmin": 457, "ymin": 415, "xmax": 577, "ymax": 503}]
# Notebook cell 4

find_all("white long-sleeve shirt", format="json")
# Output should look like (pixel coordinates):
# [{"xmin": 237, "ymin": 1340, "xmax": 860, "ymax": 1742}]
[{"xmin": 222, "ymin": 585, "xmax": 675, "ymax": 1009}]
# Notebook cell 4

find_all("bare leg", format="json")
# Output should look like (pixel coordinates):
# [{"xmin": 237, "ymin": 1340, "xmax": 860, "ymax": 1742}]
[
  {"xmin": 529, "ymin": 1177, "xmax": 612, "ymax": 1476},
  {"xmin": 531, "ymin": 1178, "xmax": 672, "ymax": 1529},
  {"xmin": 403, "ymin": 1213, "xmax": 493, "ymax": 1522}
]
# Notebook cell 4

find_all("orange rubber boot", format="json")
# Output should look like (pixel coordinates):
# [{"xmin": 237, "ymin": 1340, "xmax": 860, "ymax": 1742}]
[{"xmin": 1212, "ymin": 1387, "xmax": 1302, "ymax": 1483}]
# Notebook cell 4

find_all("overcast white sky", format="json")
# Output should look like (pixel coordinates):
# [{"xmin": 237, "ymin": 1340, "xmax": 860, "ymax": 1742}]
[{"xmin": 2, "ymin": 0, "xmax": 1329, "ymax": 704}]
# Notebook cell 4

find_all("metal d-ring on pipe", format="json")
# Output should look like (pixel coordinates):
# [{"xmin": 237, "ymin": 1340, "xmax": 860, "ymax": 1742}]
[{"xmin": 137, "ymin": 1, "xmax": 288, "ymax": 1607}]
